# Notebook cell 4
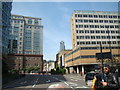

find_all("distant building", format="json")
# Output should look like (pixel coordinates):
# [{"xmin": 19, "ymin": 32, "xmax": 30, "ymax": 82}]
[
  {"xmin": 60, "ymin": 41, "xmax": 65, "ymax": 51},
  {"xmin": 48, "ymin": 60, "xmax": 55, "ymax": 72},
  {"xmin": 56, "ymin": 49, "xmax": 72, "ymax": 68}
]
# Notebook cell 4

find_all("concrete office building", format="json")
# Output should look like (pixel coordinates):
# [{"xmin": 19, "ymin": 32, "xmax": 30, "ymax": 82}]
[{"xmin": 65, "ymin": 10, "xmax": 120, "ymax": 74}]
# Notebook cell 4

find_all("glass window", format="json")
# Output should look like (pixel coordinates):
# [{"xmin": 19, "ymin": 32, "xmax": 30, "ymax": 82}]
[
  {"xmin": 104, "ymin": 20, "xmax": 108, "ymax": 23},
  {"xmin": 78, "ymin": 14, "xmax": 82, "ymax": 17},
  {"xmin": 34, "ymin": 19, "xmax": 38, "ymax": 24},
  {"xmin": 28, "ymin": 19, "xmax": 32, "ymax": 24},
  {"xmin": 91, "ymin": 36, "xmax": 95, "ymax": 39},
  {"xmin": 94, "ymin": 15, "xmax": 98, "ymax": 18},
  {"xmin": 96, "ymin": 36, "xmax": 101, "ymax": 39},
  {"xmin": 96, "ymin": 30, "xmax": 100, "ymax": 33},
  {"xmin": 85, "ymin": 30, "xmax": 89, "ymax": 33}
]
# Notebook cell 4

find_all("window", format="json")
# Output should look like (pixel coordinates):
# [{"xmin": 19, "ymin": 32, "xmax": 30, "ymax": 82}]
[
  {"xmin": 95, "ymin": 25, "xmax": 99, "ymax": 28},
  {"xmin": 76, "ymin": 30, "xmax": 79, "ymax": 33},
  {"xmin": 85, "ymin": 36, "xmax": 90, "ymax": 39},
  {"xmin": 78, "ymin": 19, "xmax": 83, "ymax": 23},
  {"xmin": 104, "ymin": 20, "xmax": 108, "ymax": 23},
  {"xmin": 86, "ymin": 42, "xmax": 90, "ymax": 44},
  {"xmin": 20, "ymin": 33, "xmax": 22, "ymax": 36},
  {"xmin": 28, "ymin": 19, "xmax": 32, "ymax": 24},
  {"xmin": 94, "ymin": 20, "xmax": 98, "ymax": 23},
  {"xmin": 89, "ymin": 20, "xmax": 93, "ymax": 23},
  {"xmin": 96, "ymin": 36, "xmax": 101, "ymax": 39},
  {"xmin": 99, "ymin": 20, "xmax": 103, "ymax": 23},
  {"xmin": 114, "ymin": 20, "xmax": 118, "ymax": 23},
  {"xmin": 102, "ymin": 41, "xmax": 106, "ymax": 44},
  {"xmin": 109, "ymin": 16, "xmax": 113, "ymax": 18},
  {"xmin": 94, "ymin": 15, "xmax": 98, "ymax": 18},
  {"xmin": 84, "ymin": 20, "xmax": 88, "ymax": 23},
  {"xmin": 85, "ymin": 30, "xmax": 89, "ymax": 33},
  {"xmin": 89, "ymin": 15, "xmax": 93, "ymax": 17},
  {"xmin": 99, "ymin": 15, "xmax": 103, "ymax": 18},
  {"xmin": 83, "ymin": 15, "xmax": 88, "ymax": 17},
  {"xmin": 90, "ymin": 30, "xmax": 94, "ymax": 33},
  {"xmin": 111, "ymin": 31, "xmax": 115, "ymax": 33},
  {"xmin": 80, "ymin": 36, "xmax": 84, "ymax": 39},
  {"xmin": 84, "ymin": 25, "xmax": 89, "ymax": 28},
  {"xmin": 109, "ymin": 20, "xmax": 113, "ymax": 23},
  {"xmin": 90, "ymin": 25, "xmax": 94, "ymax": 28},
  {"xmin": 76, "ymin": 36, "xmax": 79, "ymax": 39},
  {"xmin": 101, "ymin": 36, "xmax": 106, "ymax": 39},
  {"xmin": 91, "ymin": 36, "xmax": 95, "ymax": 39},
  {"xmin": 75, "ymin": 14, "xmax": 77, "ymax": 17},
  {"xmin": 78, "ymin": 14, "xmax": 82, "ymax": 17},
  {"xmin": 101, "ymin": 30, "xmax": 105, "ymax": 33},
  {"xmin": 34, "ymin": 20, "xmax": 38, "ymax": 24},
  {"xmin": 79, "ymin": 30, "xmax": 84, "ymax": 33},
  {"xmin": 96, "ymin": 30, "xmax": 100, "ymax": 33},
  {"xmin": 19, "ymin": 37, "xmax": 22, "ymax": 40},
  {"xmin": 113, "ymin": 16, "xmax": 117, "ymax": 18},
  {"xmin": 100, "ymin": 25, "xmax": 104, "ymax": 28},
  {"xmin": 91, "ymin": 41, "xmax": 96, "ymax": 44}
]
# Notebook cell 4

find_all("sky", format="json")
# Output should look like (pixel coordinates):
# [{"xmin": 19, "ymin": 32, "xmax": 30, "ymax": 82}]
[{"xmin": 11, "ymin": 1, "xmax": 119, "ymax": 61}]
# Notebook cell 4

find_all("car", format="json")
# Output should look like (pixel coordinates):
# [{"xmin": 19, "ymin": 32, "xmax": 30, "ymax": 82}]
[{"xmin": 85, "ymin": 72, "xmax": 96, "ymax": 86}]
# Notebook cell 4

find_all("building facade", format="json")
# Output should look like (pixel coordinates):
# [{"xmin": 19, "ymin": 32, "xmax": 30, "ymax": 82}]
[
  {"xmin": 65, "ymin": 10, "xmax": 120, "ymax": 74},
  {"xmin": 0, "ymin": 2, "xmax": 12, "ymax": 55},
  {"xmin": 8, "ymin": 14, "xmax": 44, "ymax": 71},
  {"xmin": 9, "ymin": 14, "xmax": 43, "ymax": 55},
  {"xmin": 56, "ymin": 49, "xmax": 72, "ymax": 68}
]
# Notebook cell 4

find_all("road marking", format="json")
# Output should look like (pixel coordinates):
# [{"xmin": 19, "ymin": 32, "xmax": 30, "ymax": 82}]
[
  {"xmin": 20, "ymin": 81, "xmax": 27, "ymax": 84},
  {"xmin": 32, "ymin": 78, "xmax": 39, "ymax": 87},
  {"xmin": 64, "ymin": 82, "xmax": 74, "ymax": 90}
]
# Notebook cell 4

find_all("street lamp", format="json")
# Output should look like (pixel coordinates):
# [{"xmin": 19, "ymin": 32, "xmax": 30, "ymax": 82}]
[{"xmin": 107, "ymin": 27, "xmax": 113, "ymax": 66}]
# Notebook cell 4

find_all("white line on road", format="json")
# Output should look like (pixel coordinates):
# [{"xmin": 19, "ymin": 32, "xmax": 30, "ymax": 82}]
[
  {"xmin": 32, "ymin": 78, "xmax": 39, "ymax": 87},
  {"xmin": 64, "ymin": 82, "xmax": 74, "ymax": 90}
]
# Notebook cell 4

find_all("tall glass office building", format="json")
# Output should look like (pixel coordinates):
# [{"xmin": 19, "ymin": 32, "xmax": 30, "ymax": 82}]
[
  {"xmin": 9, "ymin": 14, "xmax": 43, "ymax": 55},
  {"xmin": 0, "ymin": 1, "xmax": 12, "ymax": 55}
]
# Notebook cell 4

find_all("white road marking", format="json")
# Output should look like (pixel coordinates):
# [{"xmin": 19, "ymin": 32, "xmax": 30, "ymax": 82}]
[
  {"xmin": 64, "ymin": 82, "xmax": 74, "ymax": 90},
  {"xmin": 20, "ymin": 81, "xmax": 27, "ymax": 84},
  {"xmin": 32, "ymin": 78, "xmax": 39, "ymax": 87}
]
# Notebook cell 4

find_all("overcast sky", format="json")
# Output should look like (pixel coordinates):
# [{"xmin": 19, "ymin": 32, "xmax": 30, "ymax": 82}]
[{"xmin": 11, "ymin": 2, "xmax": 119, "ymax": 61}]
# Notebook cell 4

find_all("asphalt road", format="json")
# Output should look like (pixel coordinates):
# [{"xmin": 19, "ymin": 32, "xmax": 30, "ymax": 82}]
[{"xmin": 3, "ymin": 74, "xmax": 90, "ymax": 90}]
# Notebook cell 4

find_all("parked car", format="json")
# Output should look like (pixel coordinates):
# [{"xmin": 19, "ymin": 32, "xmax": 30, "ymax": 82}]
[{"xmin": 85, "ymin": 72, "xmax": 96, "ymax": 86}]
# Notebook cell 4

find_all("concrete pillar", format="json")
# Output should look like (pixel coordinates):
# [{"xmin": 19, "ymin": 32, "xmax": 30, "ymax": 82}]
[
  {"xmin": 82, "ymin": 65, "xmax": 84, "ymax": 75},
  {"xmin": 69, "ymin": 67, "xmax": 73, "ymax": 74},
  {"xmin": 77, "ymin": 66, "xmax": 79, "ymax": 74}
]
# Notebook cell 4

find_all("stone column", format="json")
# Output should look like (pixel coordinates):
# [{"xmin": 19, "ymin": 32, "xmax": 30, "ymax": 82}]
[
  {"xmin": 82, "ymin": 65, "xmax": 84, "ymax": 75},
  {"xmin": 77, "ymin": 66, "xmax": 79, "ymax": 74}
]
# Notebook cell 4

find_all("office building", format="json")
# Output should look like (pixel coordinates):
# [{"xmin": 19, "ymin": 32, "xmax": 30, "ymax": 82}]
[
  {"xmin": 8, "ymin": 14, "xmax": 43, "ymax": 71},
  {"xmin": 9, "ymin": 14, "xmax": 43, "ymax": 55},
  {"xmin": 60, "ymin": 41, "xmax": 65, "ymax": 51},
  {"xmin": 0, "ymin": 2, "xmax": 12, "ymax": 55},
  {"xmin": 65, "ymin": 10, "xmax": 120, "ymax": 74}
]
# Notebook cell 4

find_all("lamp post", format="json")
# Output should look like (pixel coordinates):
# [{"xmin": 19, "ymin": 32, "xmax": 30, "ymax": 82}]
[{"xmin": 107, "ymin": 28, "xmax": 113, "ymax": 66}]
